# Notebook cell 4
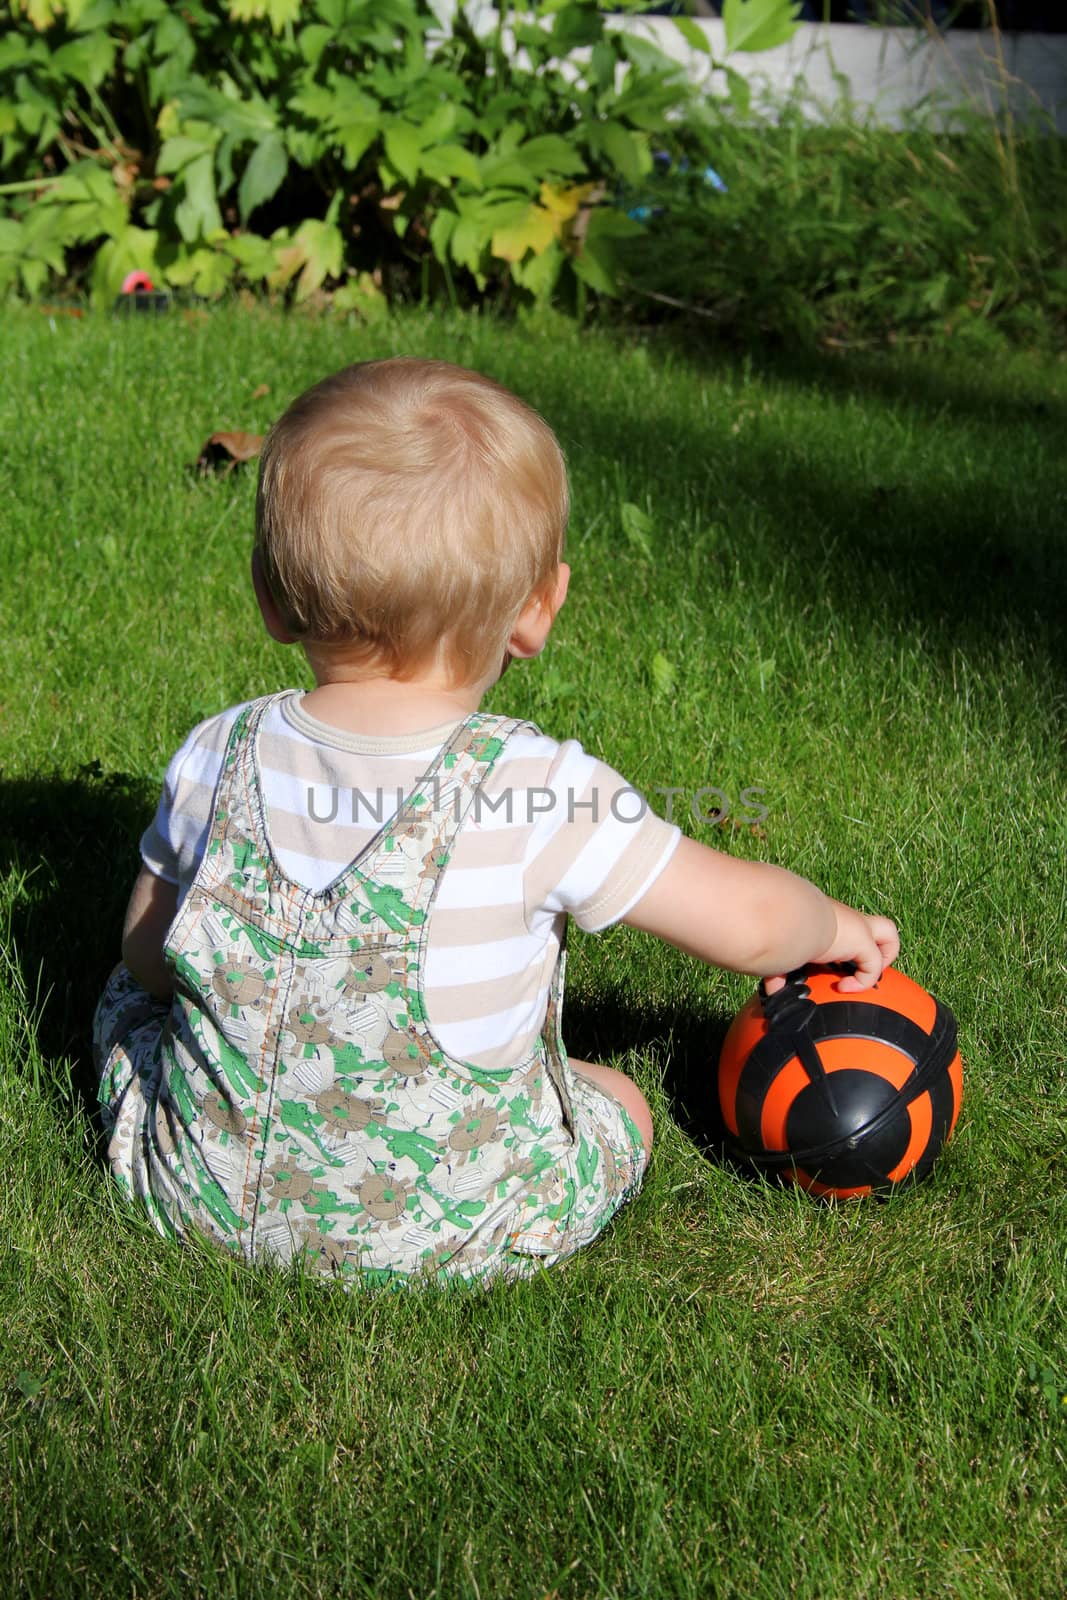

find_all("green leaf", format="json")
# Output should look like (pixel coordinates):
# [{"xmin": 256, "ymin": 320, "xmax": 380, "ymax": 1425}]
[
  {"xmin": 166, "ymin": 246, "xmax": 236, "ymax": 297},
  {"xmin": 238, "ymin": 135, "xmax": 287, "ymax": 224},
  {"xmin": 588, "ymin": 40, "xmax": 616, "ymax": 92},
  {"xmin": 20, "ymin": 257, "xmax": 49, "ymax": 296},
  {"xmin": 153, "ymin": 12, "xmax": 194, "ymax": 62},
  {"xmin": 490, "ymin": 199, "xmax": 556, "ymax": 264},
  {"xmin": 724, "ymin": 64, "xmax": 752, "ymax": 117},
  {"xmin": 428, "ymin": 208, "xmax": 456, "ymax": 265},
  {"xmin": 511, "ymin": 238, "xmax": 563, "ymax": 303},
  {"xmin": 418, "ymin": 102, "xmax": 458, "ymax": 146},
  {"xmin": 650, "ymin": 652, "xmax": 676, "ymax": 699},
  {"xmin": 722, "ymin": 0, "xmax": 801, "ymax": 56},
  {"xmin": 572, "ymin": 236, "xmax": 618, "ymax": 297},
  {"xmin": 620, "ymin": 502, "xmax": 653, "ymax": 560},
  {"xmin": 420, "ymin": 144, "xmax": 482, "ymax": 189},
  {"xmin": 335, "ymin": 121, "xmax": 379, "ymax": 171},
  {"xmin": 383, "ymin": 122, "xmax": 423, "ymax": 187},
  {"xmin": 674, "ymin": 16, "xmax": 712, "ymax": 55},
  {"xmin": 157, "ymin": 134, "xmax": 216, "ymax": 177},
  {"xmin": 588, "ymin": 122, "xmax": 649, "ymax": 187},
  {"xmin": 174, "ymin": 151, "xmax": 222, "ymax": 244},
  {"xmin": 298, "ymin": 23, "xmax": 334, "ymax": 66},
  {"xmin": 292, "ymin": 216, "xmax": 344, "ymax": 300},
  {"xmin": 227, "ymin": 0, "xmax": 302, "ymax": 35},
  {"xmin": 478, "ymin": 155, "xmax": 539, "ymax": 194},
  {"xmin": 51, "ymin": 31, "xmax": 117, "ymax": 87},
  {"xmin": 224, "ymin": 231, "xmax": 279, "ymax": 280},
  {"xmin": 449, "ymin": 214, "xmax": 488, "ymax": 277},
  {"xmin": 332, "ymin": 271, "xmax": 388, "ymax": 323},
  {"xmin": 0, "ymin": 35, "xmax": 35, "ymax": 74},
  {"xmin": 585, "ymin": 205, "xmax": 644, "ymax": 241},
  {"xmin": 550, "ymin": 4, "xmax": 603, "ymax": 53},
  {"xmin": 518, "ymin": 134, "xmax": 587, "ymax": 178}
]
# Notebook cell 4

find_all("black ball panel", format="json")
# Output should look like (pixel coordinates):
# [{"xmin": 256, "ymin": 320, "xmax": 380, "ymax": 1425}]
[
  {"xmin": 784, "ymin": 1067, "xmax": 900, "ymax": 1152},
  {"xmin": 799, "ymin": 1112, "xmax": 911, "ymax": 1188}
]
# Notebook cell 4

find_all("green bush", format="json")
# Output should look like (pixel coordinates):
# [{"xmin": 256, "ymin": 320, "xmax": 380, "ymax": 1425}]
[{"xmin": 0, "ymin": 0, "xmax": 800, "ymax": 309}]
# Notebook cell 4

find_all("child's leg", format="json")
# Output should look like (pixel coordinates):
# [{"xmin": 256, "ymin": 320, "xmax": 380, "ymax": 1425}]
[{"xmin": 568, "ymin": 1057, "xmax": 653, "ymax": 1156}]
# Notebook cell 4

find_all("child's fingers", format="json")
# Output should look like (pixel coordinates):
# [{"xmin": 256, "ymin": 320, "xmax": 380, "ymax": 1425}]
[
  {"xmin": 834, "ymin": 916, "xmax": 899, "ymax": 992},
  {"xmin": 872, "ymin": 915, "xmax": 901, "ymax": 968}
]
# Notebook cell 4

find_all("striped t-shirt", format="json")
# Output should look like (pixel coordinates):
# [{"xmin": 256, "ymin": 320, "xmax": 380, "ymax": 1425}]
[{"xmin": 141, "ymin": 692, "xmax": 681, "ymax": 1071}]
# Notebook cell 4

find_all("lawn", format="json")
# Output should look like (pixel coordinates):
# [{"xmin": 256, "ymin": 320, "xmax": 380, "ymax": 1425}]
[{"xmin": 1, "ymin": 305, "xmax": 1064, "ymax": 1600}]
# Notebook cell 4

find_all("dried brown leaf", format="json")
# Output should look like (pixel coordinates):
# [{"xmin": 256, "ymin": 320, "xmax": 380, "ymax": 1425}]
[{"xmin": 196, "ymin": 431, "xmax": 264, "ymax": 475}]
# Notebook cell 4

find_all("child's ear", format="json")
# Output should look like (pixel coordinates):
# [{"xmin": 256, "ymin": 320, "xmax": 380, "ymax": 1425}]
[
  {"xmin": 507, "ymin": 562, "xmax": 570, "ymax": 661},
  {"xmin": 251, "ymin": 549, "xmax": 297, "ymax": 645}
]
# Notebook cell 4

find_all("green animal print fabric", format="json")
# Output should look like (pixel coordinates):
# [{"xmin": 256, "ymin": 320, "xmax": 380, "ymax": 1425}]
[{"xmin": 94, "ymin": 693, "xmax": 647, "ymax": 1286}]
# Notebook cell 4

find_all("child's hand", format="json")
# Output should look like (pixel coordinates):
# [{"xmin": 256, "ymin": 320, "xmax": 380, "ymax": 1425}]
[{"xmin": 765, "ymin": 900, "xmax": 899, "ymax": 996}]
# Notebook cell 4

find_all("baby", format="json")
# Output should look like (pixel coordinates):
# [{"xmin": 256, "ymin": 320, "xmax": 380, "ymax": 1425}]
[{"xmin": 94, "ymin": 357, "xmax": 898, "ymax": 1286}]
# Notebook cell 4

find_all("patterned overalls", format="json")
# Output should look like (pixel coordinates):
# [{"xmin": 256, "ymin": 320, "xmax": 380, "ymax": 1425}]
[{"xmin": 93, "ymin": 693, "xmax": 647, "ymax": 1286}]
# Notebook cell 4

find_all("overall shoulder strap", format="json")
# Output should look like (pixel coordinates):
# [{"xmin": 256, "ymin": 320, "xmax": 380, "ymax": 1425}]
[
  {"xmin": 202, "ymin": 692, "xmax": 289, "ymax": 876},
  {"xmin": 350, "ymin": 712, "xmax": 538, "ymax": 902}
]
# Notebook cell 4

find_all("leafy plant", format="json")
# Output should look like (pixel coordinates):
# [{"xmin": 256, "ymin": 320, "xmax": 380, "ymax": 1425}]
[{"xmin": 0, "ymin": 0, "xmax": 799, "ymax": 307}]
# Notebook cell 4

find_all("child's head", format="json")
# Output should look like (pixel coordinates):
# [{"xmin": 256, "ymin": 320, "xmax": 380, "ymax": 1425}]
[{"xmin": 254, "ymin": 358, "xmax": 569, "ymax": 687}]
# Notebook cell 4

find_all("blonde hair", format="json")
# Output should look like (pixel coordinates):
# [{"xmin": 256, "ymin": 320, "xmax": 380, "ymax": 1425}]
[{"xmin": 255, "ymin": 358, "xmax": 569, "ymax": 685}]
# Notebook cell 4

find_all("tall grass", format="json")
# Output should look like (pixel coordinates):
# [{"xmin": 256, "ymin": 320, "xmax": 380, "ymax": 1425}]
[{"xmin": 616, "ymin": 54, "xmax": 1067, "ymax": 350}]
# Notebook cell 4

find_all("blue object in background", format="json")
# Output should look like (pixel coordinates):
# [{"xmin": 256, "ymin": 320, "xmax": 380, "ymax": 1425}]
[{"xmin": 625, "ymin": 154, "xmax": 728, "ymax": 225}]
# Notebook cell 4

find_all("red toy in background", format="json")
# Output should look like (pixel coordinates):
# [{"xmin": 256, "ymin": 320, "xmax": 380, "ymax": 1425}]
[
  {"xmin": 120, "ymin": 270, "xmax": 155, "ymax": 293},
  {"xmin": 718, "ymin": 964, "xmax": 963, "ymax": 1199},
  {"xmin": 113, "ymin": 269, "xmax": 171, "ymax": 314}
]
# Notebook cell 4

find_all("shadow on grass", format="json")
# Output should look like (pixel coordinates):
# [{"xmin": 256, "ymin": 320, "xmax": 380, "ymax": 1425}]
[
  {"xmin": 0, "ymin": 768, "xmax": 151, "ymax": 1138},
  {"xmin": 562, "ymin": 981, "xmax": 735, "ymax": 1164},
  {"xmin": 666, "ymin": 332, "xmax": 1067, "ymax": 431},
  {"xmin": 541, "ymin": 332, "xmax": 1067, "ymax": 687}
]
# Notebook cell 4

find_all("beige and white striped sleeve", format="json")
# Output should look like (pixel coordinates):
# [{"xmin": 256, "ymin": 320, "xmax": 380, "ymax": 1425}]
[
  {"xmin": 517, "ymin": 736, "xmax": 682, "ymax": 935},
  {"xmin": 139, "ymin": 706, "xmax": 246, "ymax": 898}
]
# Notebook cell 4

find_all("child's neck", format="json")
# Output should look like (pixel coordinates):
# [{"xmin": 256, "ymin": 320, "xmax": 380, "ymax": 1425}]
[{"xmin": 300, "ymin": 655, "xmax": 496, "ymax": 737}]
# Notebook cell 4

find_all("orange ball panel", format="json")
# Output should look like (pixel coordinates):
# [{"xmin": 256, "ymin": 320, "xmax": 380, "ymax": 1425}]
[
  {"xmin": 814, "ymin": 1033, "xmax": 921, "ymax": 1091},
  {"xmin": 948, "ymin": 1051, "xmax": 964, "ymax": 1137},
  {"xmin": 795, "ymin": 1170, "xmax": 873, "ymax": 1200},
  {"xmin": 756, "ymin": 1054, "xmax": 808, "ymax": 1151},
  {"xmin": 718, "ymin": 993, "xmax": 769, "ymax": 1136}
]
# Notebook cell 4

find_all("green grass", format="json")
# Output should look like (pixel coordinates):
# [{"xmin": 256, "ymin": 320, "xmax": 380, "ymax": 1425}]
[{"xmin": 1, "ymin": 305, "xmax": 1065, "ymax": 1600}]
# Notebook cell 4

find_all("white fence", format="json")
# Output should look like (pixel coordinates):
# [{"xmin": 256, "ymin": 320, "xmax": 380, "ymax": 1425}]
[
  {"xmin": 614, "ymin": 18, "xmax": 1067, "ymax": 131},
  {"xmin": 445, "ymin": 7, "xmax": 1067, "ymax": 131}
]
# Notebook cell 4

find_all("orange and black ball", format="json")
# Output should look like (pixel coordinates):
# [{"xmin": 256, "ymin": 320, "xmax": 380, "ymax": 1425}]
[{"xmin": 718, "ymin": 965, "xmax": 963, "ymax": 1199}]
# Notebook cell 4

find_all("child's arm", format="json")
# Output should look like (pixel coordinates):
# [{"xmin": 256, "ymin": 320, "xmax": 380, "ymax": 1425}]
[
  {"xmin": 623, "ymin": 836, "xmax": 898, "ymax": 993},
  {"xmin": 121, "ymin": 865, "xmax": 180, "ymax": 1001}
]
